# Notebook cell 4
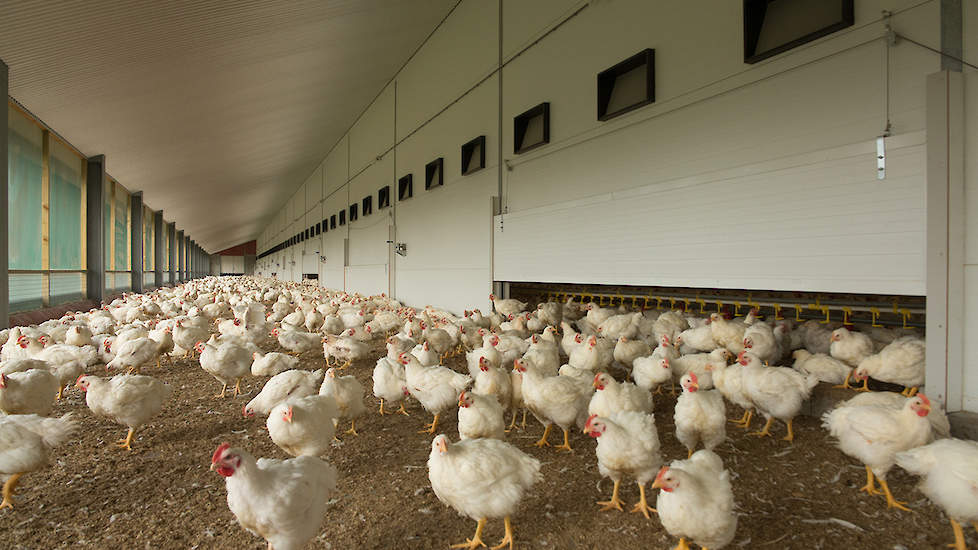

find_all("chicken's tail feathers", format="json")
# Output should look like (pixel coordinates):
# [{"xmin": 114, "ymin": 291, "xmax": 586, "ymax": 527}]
[
  {"xmin": 894, "ymin": 446, "xmax": 933, "ymax": 476},
  {"xmin": 34, "ymin": 413, "xmax": 80, "ymax": 448}
]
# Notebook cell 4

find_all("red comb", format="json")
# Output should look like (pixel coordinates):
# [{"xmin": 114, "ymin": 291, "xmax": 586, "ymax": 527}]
[
  {"xmin": 212, "ymin": 442, "xmax": 231, "ymax": 463},
  {"xmin": 688, "ymin": 372, "xmax": 698, "ymax": 384},
  {"xmin": 918, "ymin": 393, "xmax": 931, "ymax": 406}
]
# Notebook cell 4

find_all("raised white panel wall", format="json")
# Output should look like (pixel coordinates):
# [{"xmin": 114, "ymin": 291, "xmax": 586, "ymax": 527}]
[
  {"xmin": 346, "ymin": 155, "xmax": 393, "ymax": 296},
  {"xmin": 960, "ymin": 1, "xmax": 978, "ymax": 411}
]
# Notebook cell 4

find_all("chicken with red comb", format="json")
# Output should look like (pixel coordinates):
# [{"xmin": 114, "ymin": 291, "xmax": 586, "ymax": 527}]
[
  {"xmin": 584, "ymin": 410, "xmax": 661, "ymax": 519},
  {"xmin": 652, "ymin": 450, "xmax": 737, "ymax": 550},
  {"xmin": 674, "ymin": 372, "xmax": 726, "ymax": 458}
]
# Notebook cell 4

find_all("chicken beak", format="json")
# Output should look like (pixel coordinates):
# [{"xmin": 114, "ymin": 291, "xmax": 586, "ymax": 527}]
[
  {"xmin": 651, "ymin": 477, "xmax": 663, "ymax": 489},
  {"xmin": 209, "ymin": 462, "xmax": 217, "ymax": 471}
]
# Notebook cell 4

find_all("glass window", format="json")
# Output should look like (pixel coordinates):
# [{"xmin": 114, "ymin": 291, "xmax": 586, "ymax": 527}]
[
  {"xmin": 49, "ymin": 138, "xmax": 84, "ymax": 270},
  {"xmin": 7, "ymin": 105, "xmax": 43, "ymax": 270}
]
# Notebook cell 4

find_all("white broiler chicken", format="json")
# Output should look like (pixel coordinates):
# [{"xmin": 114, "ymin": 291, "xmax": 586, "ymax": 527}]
[
  {"xmin": 739, "ymin": 351, "xmax": 817, "ymax": 441},
  {"xmin": 653, "ymin": 311, "xmax": 690, "ymax": 347},
  {"xmin": 829, "ymin": 327, "xmax": 874, "ymax": 368},
  {"xmin": 675, "ymin": 325, "xmax": 716, "ymax": 354},
  {"xmin": 427, "ymin": 434, "xmax": 541, "ymax": 550},
  {"xmin": 632, "ymin": 354, "xmax": 673, "ymax": 395},
  {"xmin": 791, "ymin": 349, "xmax": 851, "ymax": 385},
  {"xmin": 0, "ymin": 370, "xmax": 59, "ymax": 415},
  {"xmin": 584, "ymin": 411, "xmax": 662, "ymax": 519},
  {"xmin": 653, "ymin": 450, "xmax": 738, "ymax": 550},
  {"xmin": 35, "ymin": 344, "xmax": 95, "ymax": 398},
  {"xmin": 489, "ymin": 293, "xmax": 528, "ymax": 318},
  {"xmin": 465, "ymin": 340, "xmax": 502, "ymax": 378},
  {"xmin": 741, "ymin": 322, "xmax": 781, "ymax": 364},
  {"xmin": 823, "ymin": 393, "xmax": 933, "ymax": 511},
  {"xmin": 75, "ymin": 374, "xmax": 171, "ymax": 451},
  {"xmin": 210, "ymin": 443, "xmax": 337, "ymax": 550},
  {"xmin": 457, "ymin": 390, "xmax": 505, "ymax": 440},
  {"xmin": 372, "ymin": 356, "xmax": 409, "ymax": 416},
  {"xmin": 322, "ymin": 332, "xmax": 369, "ymax": 368},
  {"xmin": 895, "ymin": 438, "xmax": 978, "ymax": 550},
  {"xmin": 709, "ymin": 312, "xmax": 749, "ymax": 355},
  {"xmin": 709, "ymin": 358, "xmax": 755, "ymax": 429},
  {"xmin": 400, "ymin": 352, "xmax": 471, "ymax": 434},
  {"xmin": 271, "ymin": 327, "xmax": 320, "ymax": 356},
  {"xmin": 250, "ymin": 351, "xmax": 299, "ymax": 377},
  {"xmin": 0, "ymin": 413, "xmax": 78, "ymax": 509},
  {"xmin": 267, "ymin": 394, "xmax": 339, "ymax": 457},
  {"xmin": 588, "ymin": 372, "xmax": 653, "ymax": 418},
  {"xmin": 244, "ymin": 369, "xmax": 325, "ymax": 418},
  {"xmin": 473, "ymin": 357, "xmax": 513, "ymax": 410},
  {"xmin": 851, "ymin": 336, "xmax": 925, "ymax": 394},
  {"xmin": 197, "ymin": 340, "xmax": 253, "ymax": 398},
  {"xmin": 173, "ymin": 320, "xmax": 210, "ymax": 357},
  {"xmin": 106, "ymin": 337, "xmax": 162, "ymax": 374},
  {"xmin": 319, "ymin": 368, "xmax": 367, "ymax": 436},
  {"xmin": 613, "ymin": 336, "xmax": 650, "ymax": 368},
  {"xmin": 840, "ymin": 391, "xmax": 951, "ymax": 441},
  {"xmin": 514, "ymin": 360, "xmax": 590, "ymax": 451},
  {"xmin": 65, "ymin": 325, "xmax": 94, "ymax": 347},
  {"xmin": 674, "ymin": 373, "xmax": 726, "ymax": 457},
  {"xmin": 671, "ymin": 348, "xmax": 731, "ymax": 391},
  {"xmin": 411, "ymin": 340, "xmax": 440, "ymax": 367},
  {"xmin": 598, "ymin": 312, "xmax": 641, "ymax": 340}
]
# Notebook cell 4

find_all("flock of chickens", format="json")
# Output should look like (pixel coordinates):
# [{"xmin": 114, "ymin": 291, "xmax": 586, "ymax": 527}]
[{"xmin": 0, "ymin": 277, "xmax": 976, "ymax": 550}]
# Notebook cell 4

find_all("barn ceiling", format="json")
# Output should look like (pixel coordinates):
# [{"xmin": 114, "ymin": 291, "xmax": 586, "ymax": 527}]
[{"xmin": 0, "ymin": 0, "xmax": 458, "ymax": 252}]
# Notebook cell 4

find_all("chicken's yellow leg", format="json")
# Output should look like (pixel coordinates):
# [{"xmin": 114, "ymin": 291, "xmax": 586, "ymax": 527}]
[
  {"xmin": 597, "ymin": 479, "xmax": 624, "ymax": 512},
  {"xmin": 533, "ymin": 424, "xmax": 553, "ymax": 447},
  {"xmin": 490, "ymin": 516, "xmax": 514, "ymax": 550},
  {"xmin": 833, "ymin": 370, "xmax": 853, "ymax": 390},
  {"xmin": 115, "ymin": 428, "xmax": 135, "ymax": 451},
  {"xmin": 878, "ymin": 478, "xmax": 910, "ymax": 511},
  {"xmin": 233, "ymin": 379, "xmax": 242, "ymax": 397},
  {"xmin": 345, "ymin": 419, "xmax": 359, "ymax": 436},
  {"xmin": 397, "ymin": 402, "xmax": 410, "ymax": 416},
  {"xmin": 520, "ymin": 409, "xmax": 527, "ymax": 429},
  {"xmin": 748, "ymin": 417, "xmax": 773, "ymax": 438},
  {"xmin": 56, "ymin": 386, "xmax": 64, "ymax": 400},
  {"xmin": 0, "ymin": 473, "xmax": 22, "ymax": 510},
  {"xmin": 378, "ymin": 399, "xmax": 386, "ymax": 415},
  {"xmin": 554, "ymin": 427, "xmax": 573, "ymax": 452},
  {"xmin": 418, "ymin": 413, "xmax": 440, "ymax": 434},
  {"xmin": 505, "ymin": 411, "xmax": 518, "ymax": 432},
  {"xmin": 631, "ymin": 483, "xmax": 657, "ymax": 519},
  {"xmin": 859, "ymin": 465, "xmax": 882, "ymax": 495},
  {"xmin": 949, "ymin": 519, "xmax": 966, "ymax": 550},
  {"xmin": 856, "ymin": 377, "xmax": 871, "ymax": 392},
  {"xmin": 450, "ymin": 517, "xmax": 487, "ymax": 550},
  {"xmin": 781, "ymin": 419, "xmax": 795, "ymax": 442},
  {"xmin": 215, "ymin": 383, "xmax": 227, "ymax": 398},
  {"xmin": 672, "ymin": 537, "xmax": 691, "ymax": 550}
]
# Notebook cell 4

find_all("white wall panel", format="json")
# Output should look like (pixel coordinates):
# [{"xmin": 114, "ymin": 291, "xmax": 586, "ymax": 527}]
[
  {"xmin": 304, "ymin": 164, "xmax": 324, "ymax": 212},
  {"xmin": 393, "ymin": 75, "xmax": 498, "ymax": 314},
  {"xmin": 395, "ymin": 0, "xmax": 497, "ymax": 141},
  {"xmin": 960, "ymin": 0, "xmax": 978, "ymax": 411},
  {"xmin": 349, "ymin": 84, "xmax": 395, "ymax": 176},
  {"xmin": 325, "ymin": 135, "xmax": 349, "ymax": 196},
  {"xmin": 503, "ymin": 0, "xmax": 584, "ymax": 60},
  {"xmin": 495, "ymin": 137, "xmax": 926, "ymax": 296},
  {"xmin": 346, "ymin": 156, "xmax": 393, "ymax": 296},
  {"xmin": 323, "ymin": 182, "xmax": 349, "ymax": 290}
]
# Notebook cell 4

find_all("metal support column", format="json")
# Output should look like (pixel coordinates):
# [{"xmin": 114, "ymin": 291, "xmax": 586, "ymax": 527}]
[
  {"xmin": 153, "ymin": 211, "xmax": 163, "ymax": 288},
  {"xmin": 184, "ymin": 236, "xmax": 191, "ymax": 280},
  {"xmin": 130, "ymin": 192, "xmax": 143, "ymax": 292},
  {"xmin": 176, "ymin": 230, "xmax": 184, "ymax": 282},
  {"xmin": 167, "ymin": 222, "xmax": 176, "ymax": 285},
  {"xmin": 0, "ymin": 59, "xmax": 8, "ymax": 328},
  {"xmin": 85, "ymin": 155, "xmax": 106, "ymax": 305}
]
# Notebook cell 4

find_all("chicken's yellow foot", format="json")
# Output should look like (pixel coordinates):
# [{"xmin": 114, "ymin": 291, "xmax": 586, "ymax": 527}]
[
  {"xmin": 597, "ymin": 479, "xmax": 624, "ymax": 512},
  {"xmin": 833, "ymin": 370, "xmax": 853, "ymax": 390},
  {"xmin": 687, "ymin": 448, "xmax": 694, "ymax": 458},
  {"xmin": 729, "ymin": 409, "xmax": 750, "ymax": 427},
  {"xmin": 215, "ymin": 383, "xmax": 228, "ymax": 399},
  {"xmin": 879, "ymin": 479, "xmax": 910, "ymax": 511},
  {"xmin": 489, "ymin": 516, "xmax": 514, "ymax": 550},
  {"xmin": 450, "ymin": 517, "xmax": 488, "ymax": 550},
  {"xmin": 533, "ymin": 424, "xmax": 552, "ymax": 447},
  {"xmin": 672, "ymin": 537, "xmax": 691, "ymax": 550},
  {"xmin": 631, "ymin": 483, "xmax": 657, "ymax": 519},
  {"xmin": 418, "ymin": 413, "xmax": 440, "ymax": 434},
  {"xmin": 0, "ymin": 473, "xmax": 22, "ymax": 510},
  {"xmin": 378, "ymin": 399, "xmax": 387, "ymax": 415},
  {"xmin": 859, "ymin": 465, "xmax": 882, "ymax": 495},
  {"xmin": 505, "ymin": 411, "xmax": 519, "ymax": 432},
  {"xmin": 339, "ymin": 360, "xmax": 351, "ymax": 370},
  {"xmin": 949, "ymin": 518, "xmax": 966, "ymax": 550},
  {"xmin": 397, "ymin": 402, "xmax": 410, "ymax": 416},
  {"xmin": 856, "ymin": 377, "xmax": 871, "ymax": 392},
  {"xmin": 345, "ymin": 419, "xmax": 359, "ymax": 436},
  {"xmin": 553, "ymin": 427, "xmax": 574, "ymax": 452},
  {"xmin": 115, "ymin": 428, "xmax": 135, "ymax": 451},
  {"xmin": 781, "ymin": 419, "xmax": 795, "ymax": 442},
  {"xmin": 748, "ymin": 417, "xmax": 774, "ymax": 438}
]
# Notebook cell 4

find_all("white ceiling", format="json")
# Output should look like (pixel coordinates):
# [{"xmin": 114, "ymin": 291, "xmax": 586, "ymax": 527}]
[{"xmin": 0, "ymin": 0, "xmax": 458, "ymax": 252}]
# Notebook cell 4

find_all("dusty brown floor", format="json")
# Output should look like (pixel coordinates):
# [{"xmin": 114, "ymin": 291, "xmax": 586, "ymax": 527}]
[{"xmin": 0, "ymin": 338, "xmax": 962, "ymax": 550}]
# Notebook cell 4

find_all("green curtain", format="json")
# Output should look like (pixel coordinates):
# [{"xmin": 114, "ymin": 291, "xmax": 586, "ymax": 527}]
[
  {"xmin": 7, "ymin": 109, "xmax": 42, "ymax": 270},
  {"xmin": 104, "ymin": 180, "xmax": 112, "ymax": 270},
  {"xmin": 114, "ymin": 188, "xmax": 128, "ymax": 270},
  {"xmin": 49, "ymin": 147, "xmax": 82, "ymax": 270}
]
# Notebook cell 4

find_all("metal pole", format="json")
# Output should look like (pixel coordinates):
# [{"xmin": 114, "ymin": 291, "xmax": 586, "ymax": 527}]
[
  {"xmin": 168, "ymin": 222, "xmax": 176, "ymax": 285},
  {"xmin": 153, "ymin": 211, "xmax": 163, "ymax": 288},
  {"xmin": 129, "ymin": 192, "xmax": 143, "ymax": 292},
  {"xmin": 85, "ymin": 155, "xmax": 106, "ymax": 304},
  {"xmin": 0, "ymin": 59, "xmax": 8, "ymax": 328}
]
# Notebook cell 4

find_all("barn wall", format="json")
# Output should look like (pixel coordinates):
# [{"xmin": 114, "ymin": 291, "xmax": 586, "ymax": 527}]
[
  {"xmin": 257, "ymin": 0, "xmax": 941, "ymax": 306},
  {"xmin": 960, "ymin": 0, "xmax": 978, "ymax": 412}
]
